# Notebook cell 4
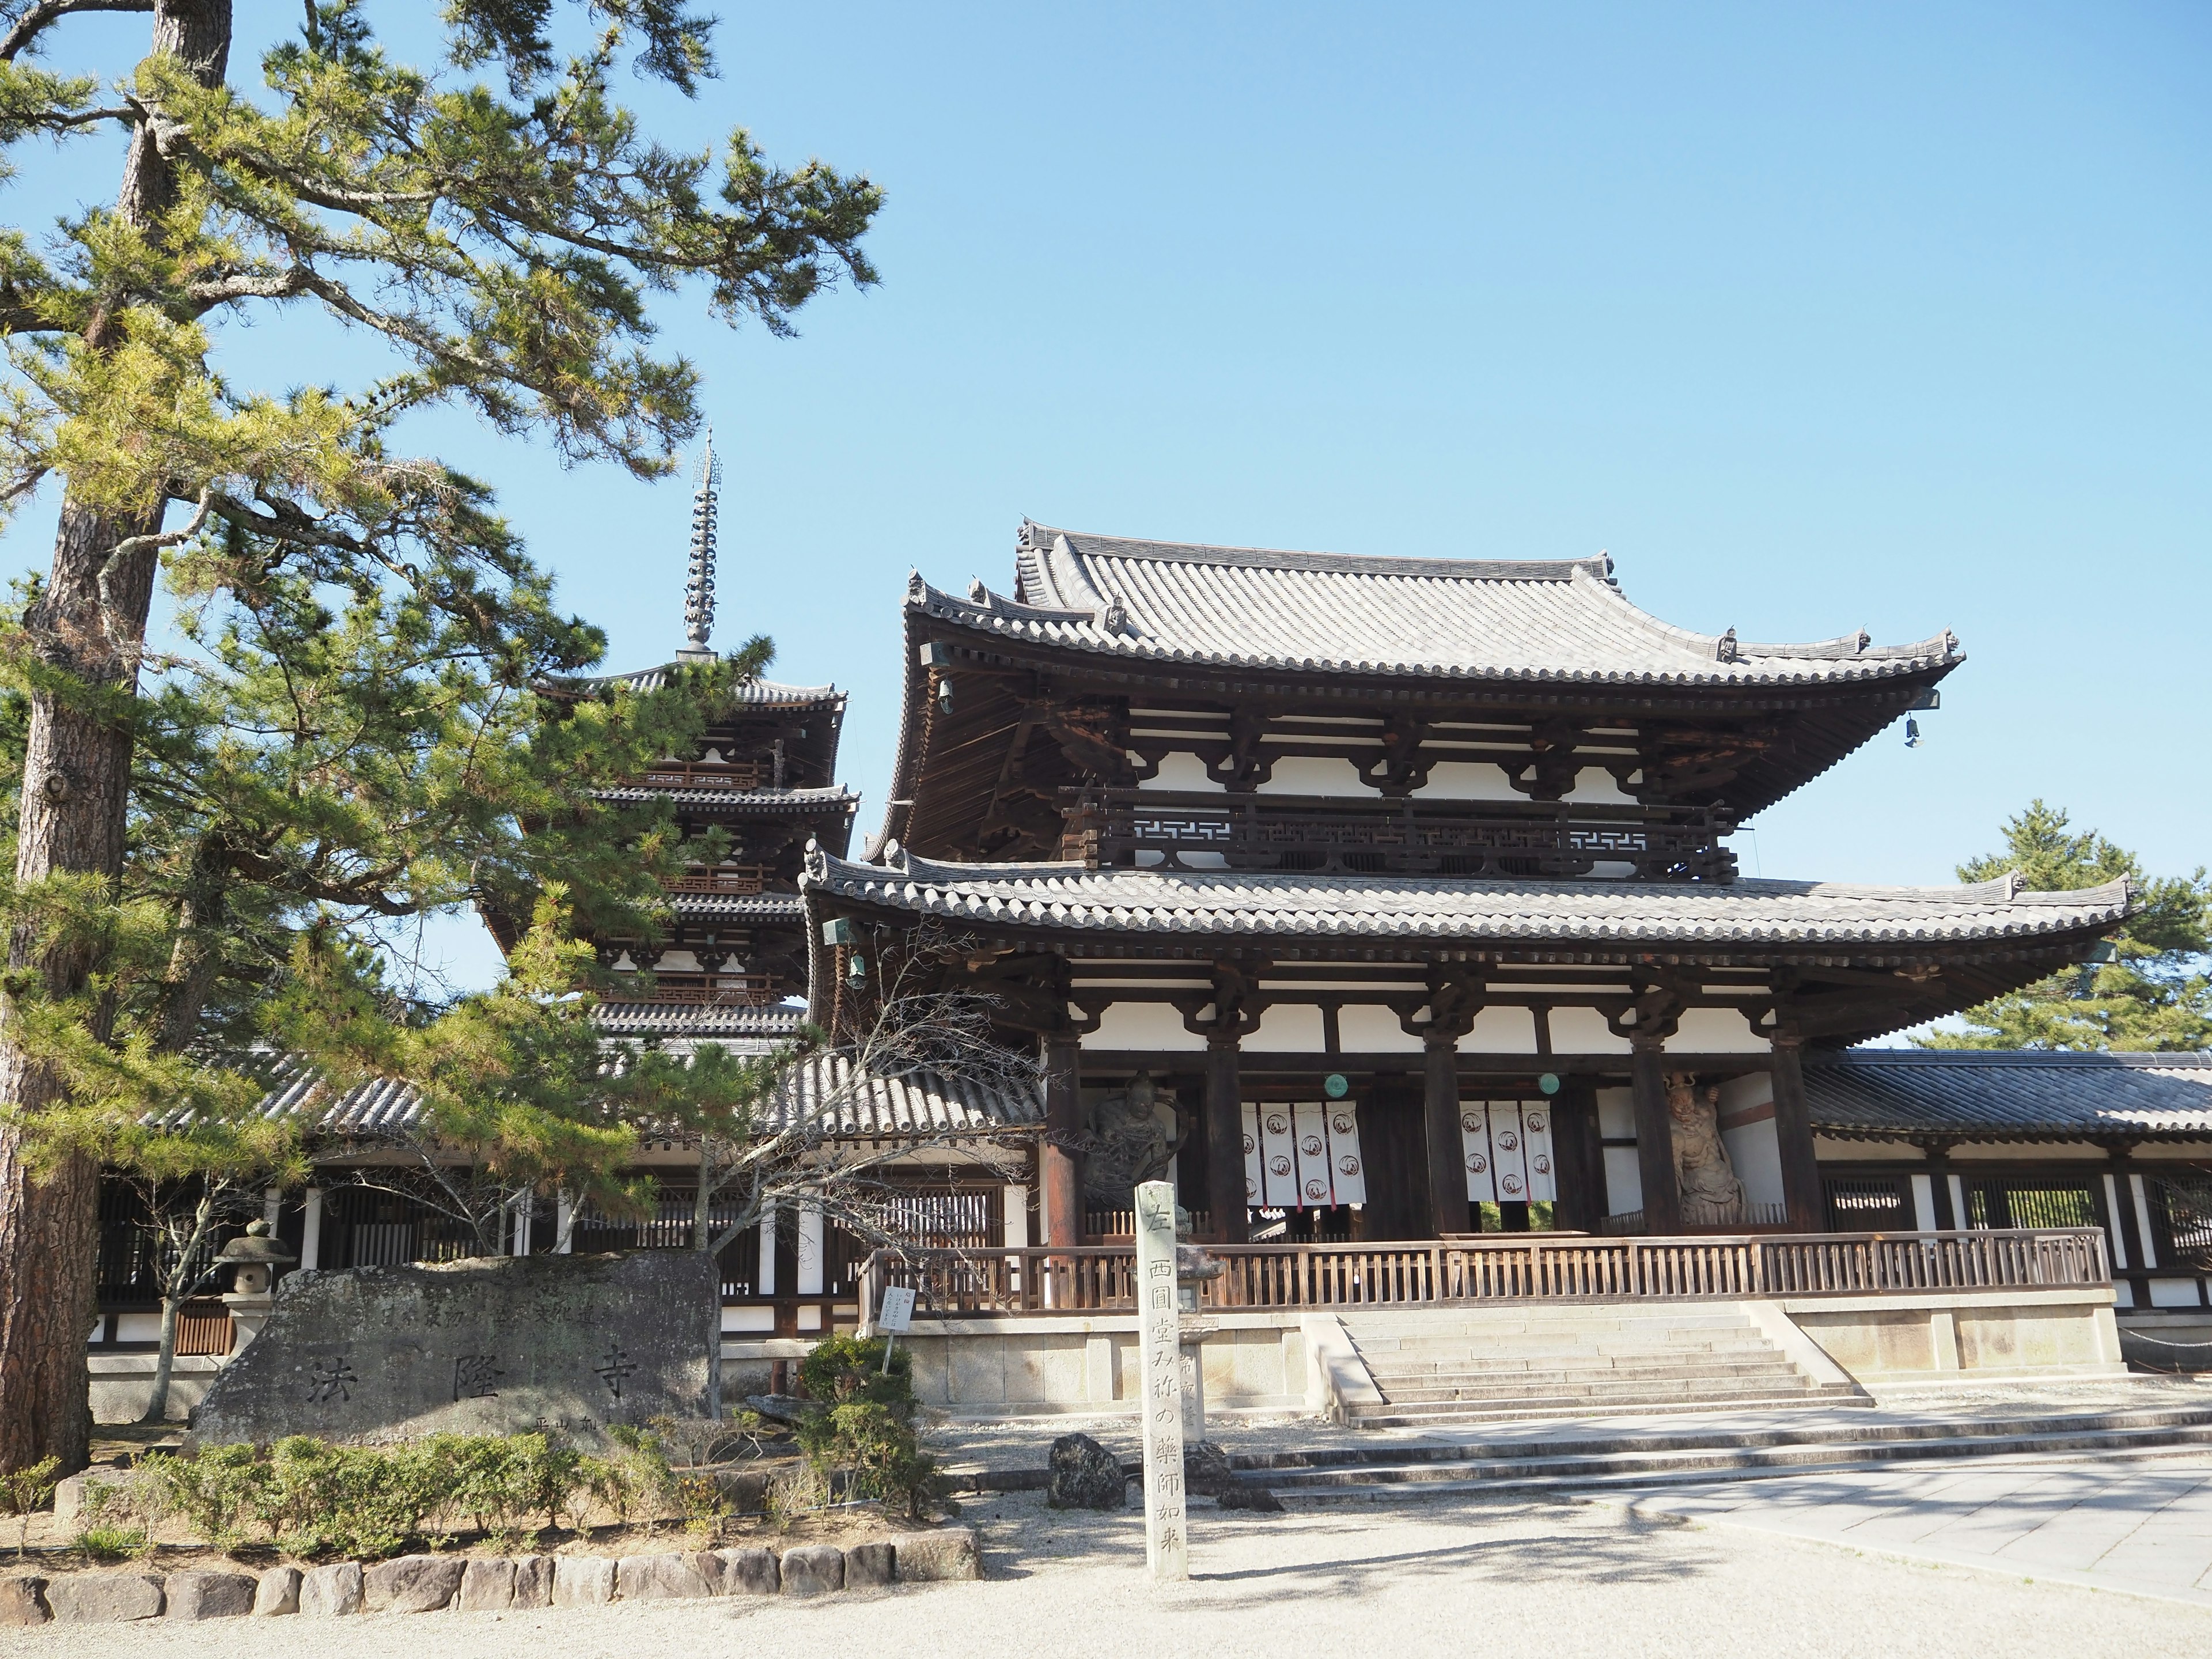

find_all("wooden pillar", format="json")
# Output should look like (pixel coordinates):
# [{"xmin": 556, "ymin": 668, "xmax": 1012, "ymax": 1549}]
[
  {"xmin": 1205, "ymin": 1036, "xmax": 1248, "ymax": 1244},
  {"xmin": 1769, "ymin": 1038, "xmax": 1825, "ymax": 1232},
  {"xmin": 1629, "ymin": 1039, "xmax": 1683, "ymax": 1234},
  {"xmin": 1549, "ymin": 1082, "xmax": 1607, "ymax": 1233},
  {"xmin": 1422, "ymin": 1033, "xmax": 1468, "ymax": 1238},
  {"xmin": 1041, "ymin": 1035, "xmax": 1084, "ymax": 1247}
]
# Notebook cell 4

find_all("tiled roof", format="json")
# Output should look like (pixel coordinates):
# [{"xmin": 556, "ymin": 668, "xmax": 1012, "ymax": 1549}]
[
  {"xmin": 804, "ymin": 846, "xmax": 2129, "ymax": 952},
  {"xmin": 243, "ymin": 1054, "xmax": 427, "ymax": 1135},
  {"xmin": 667, "ymin": 893, "xmax": 806, "ymax": 923},
  {"xmin": 759, "ymin": 1050, "xmax": 1042, "ymax": 1137},
  {"xmin": 592, "ymin": 784, "xmax": 858, "ymax": 815},
  {"xmin": 578, "ymin": 665, "xmax": 845, "ymax": 706},
  {"xmin": 1809, "ymin": 1050, "xmax": 2212, "ymax": 1141},
  {"xmin": 593, "ymin": 1001, "xmax": 809, "ymax": 1041},
  {"xmin": 912, "ymin": 523, "xmax": 1961, "ymax": 687}
]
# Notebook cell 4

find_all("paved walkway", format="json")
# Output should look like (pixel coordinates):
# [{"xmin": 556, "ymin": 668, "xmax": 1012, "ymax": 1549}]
[
  {"xmin": 1601, "ymin": 1459, "xmax": 2212, "ymax": 1607},
  {"xmin": 27, "ymin": 1491, "xmax": 2211, "ymax": 1658}
]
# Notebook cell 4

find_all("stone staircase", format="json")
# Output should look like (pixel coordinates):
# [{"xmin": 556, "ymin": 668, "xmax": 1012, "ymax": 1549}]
[
  {"xmin": 1338, "ymin": 1304, "xmax": 1859, "ymax": 1427},
  {"xmin": 1236, "ymin": 1404, "xmax": 2212, "ymax": 1502}
]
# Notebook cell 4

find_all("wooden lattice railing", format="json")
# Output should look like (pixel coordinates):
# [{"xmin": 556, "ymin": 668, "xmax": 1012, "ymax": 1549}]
[{"xmin": 856, "ymin": 1228, "xmax": 2110, "ymax": 1320}]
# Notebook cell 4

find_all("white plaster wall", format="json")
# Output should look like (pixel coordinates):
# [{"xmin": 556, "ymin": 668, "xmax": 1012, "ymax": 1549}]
[
  {"xmin": 1604, "ymin": 1148, "xmax": 1643, "ymax": 1215},
  {"xmin": 1255, "ymin": 755, "xmax": 1369, "ymax": 796},
  {"xmin": 1596, "ymin": 1086, "xmax": 1636, "ymax": 1139},
  {"xmin": 1718, "ymin": 1124, "xmax": 1784, "ymax": 1206},
  {"xmin": 1565, "ymin": 768, "xmax": 1637, "ymax": 805},
  {"xmin": 1136, "ymin": 751, "xmax": 1223, "ymax": 792},
  {"xmin": 1413, "ymin": 761, "xmax": 1518, "ymax": 802},
  {"xmin": 1248, "ymin": 1003, "xmax": 1327, "ymax": 1051},
  {"xmin": 1715, "ymin": 1070, "xmax": 1786, "ymax": 1211},
  {"xmin": 1550, "ymin": 1007, "xmax": 1631, "ymax": 1055},
  {"xmin": 1665, "ymin": 1008, "xmax": 1771, "ymax": 1053},
  {"xmin": 1336, "ymin": 1005, "xmax": 1423, "ymax": 1052},
  {"xmin": 1457, "ymin": 1006, "xmax": 1539, "ymax": 1054},
  {"xmin": 1084, "ymin": 1001, "xmax": 1205, "ymax": 1052}
]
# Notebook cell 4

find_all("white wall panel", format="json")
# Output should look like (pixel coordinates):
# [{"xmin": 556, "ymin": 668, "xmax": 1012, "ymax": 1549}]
[
  {"xmin": 1085, "ymin": 1001, "xmax": 1206, "ymax": 1052},
  {"xmin": 1548, "ymin": 1007, "xmax": 1632, "ymax": 1055},
  {"xmin": 1336, "ymin": 1005, "xmax": 1423, "ymax": 1052},
  {"xmin": 1248, "ymin": 1003, "xmax": 1327, "ymax": 1051},
  {"xmin": 1665, "ymin": 1008, "xmax": 1771, "ymax": 1053},
  {"xmin": 1457, "ymin": 1006, "xmax": 1539, "ymax": 1054}
]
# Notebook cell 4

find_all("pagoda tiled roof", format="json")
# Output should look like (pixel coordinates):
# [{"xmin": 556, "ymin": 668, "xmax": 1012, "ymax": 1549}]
[
  {"xmin": 593, "ymin": 783, "xmax": 859, "ymax": 815},
  {"xmin": 911, "ymin": 524, "xmax": 1962, "ymax": 687},
  {"xmin": 667, "ymin": 892, "xmax": 806, "ymax": 923},
  {"xmin": 1809, "ymin": 1050, "xmax": 2212, "ymax": 1141},
  {"xmin": 578, "ymin": 665, "xmax": 845, "ymax": 706},
  {"xmin": 804, "ymin": 846, "xmax": 2128, "ymax": 953}
]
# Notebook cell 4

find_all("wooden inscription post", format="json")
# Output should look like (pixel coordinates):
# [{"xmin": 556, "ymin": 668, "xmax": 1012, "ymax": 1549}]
[{"xmin": 1134, "ymin": 1179, "xmax": 1188, "ymax": 1580}]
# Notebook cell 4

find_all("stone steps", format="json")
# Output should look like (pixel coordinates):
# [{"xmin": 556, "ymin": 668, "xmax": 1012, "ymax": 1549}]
[
  {"xmin": 1338, "ymin": 1302, "xmax": 1839, "ymax": 1426},
  {"xmin": 1230, "ymin": 1407, "xmax": 2212, "ymax": 1500}
]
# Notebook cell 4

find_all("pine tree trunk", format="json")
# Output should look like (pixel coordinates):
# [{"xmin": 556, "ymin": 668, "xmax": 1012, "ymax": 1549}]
[
  {"xmin": 0, "ymin": 1, "xmax": 233, "ymax": 1476},
  {"xmin": 697, "ymin": 1146, "xmax": 722, "ymax": 1419}
]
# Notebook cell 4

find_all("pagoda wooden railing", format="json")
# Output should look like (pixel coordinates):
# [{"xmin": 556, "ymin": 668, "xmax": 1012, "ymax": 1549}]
[
  {"xmin": 1059, "ymin": 789, "xmax": 1737, "ymax": 882},
  {"xmin": 638, "ymin": 760, "xmax": 771, "ymax": 790},
  {"xmin": 855, "ymin": 1228, "xmax": 2108, "ymax": 1320},
  {"xmin": 669, "ymin": 863, "xmax": 775, "ymax": 895},
  {"xmin": 629, "ymin": 978, "xmax": 787, "ymax": 1007}
]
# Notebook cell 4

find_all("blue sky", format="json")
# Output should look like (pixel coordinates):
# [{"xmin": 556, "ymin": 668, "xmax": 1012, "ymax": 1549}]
[{"xmin": 4, "ymin": 3, "xmax": 2206, "ymax": 992}]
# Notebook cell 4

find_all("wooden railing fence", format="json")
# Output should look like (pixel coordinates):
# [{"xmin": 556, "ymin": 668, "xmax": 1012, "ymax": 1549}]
[{"xmin": 856, "ymin": 1228, "xmax": 2109, "ymax": 1321}]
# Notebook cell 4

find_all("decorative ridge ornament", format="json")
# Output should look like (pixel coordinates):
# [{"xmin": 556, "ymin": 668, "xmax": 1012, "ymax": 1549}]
[{"xmin": 684, "ymin": 429, "xmax": 722, "ymax": 652}]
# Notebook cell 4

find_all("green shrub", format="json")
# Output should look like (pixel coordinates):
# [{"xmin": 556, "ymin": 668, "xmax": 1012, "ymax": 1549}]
[
  {"xmin": 796, "ymin": 1400, "xmax": 940, "ymax": 1520},
  {"xmin": 139, "ymin": 1445, "xmax": 268, "ymax": 1554},
  {"xmin": 75, "ymin": 1525, "xmax": 150, "ymax": 1562},
  {"xmin": 0, "ymin": 1456, "xmax": 59, "ymax": 1558},
  {"xmin": 796, "ymin": 1334, "xmax": 917, "ymax": 1418}
]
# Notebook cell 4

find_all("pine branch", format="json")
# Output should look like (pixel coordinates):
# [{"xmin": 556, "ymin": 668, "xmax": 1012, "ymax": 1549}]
[{"xmin": 0, "ymin": 0, "xmax": 151, "ymax": 63}]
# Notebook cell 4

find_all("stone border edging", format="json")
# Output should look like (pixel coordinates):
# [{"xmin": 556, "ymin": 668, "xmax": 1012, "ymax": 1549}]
[{"xmin": 0, "ymin": 1530, "xmax": 979, "ymax": 1626}]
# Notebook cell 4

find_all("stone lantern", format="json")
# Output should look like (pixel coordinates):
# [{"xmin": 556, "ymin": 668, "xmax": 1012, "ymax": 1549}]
[{"xmin": 214, "ymin": 1219, "xmax": 296, "ymax": 1355}]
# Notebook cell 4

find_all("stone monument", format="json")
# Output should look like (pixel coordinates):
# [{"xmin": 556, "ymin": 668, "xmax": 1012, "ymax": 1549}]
[
  {"xmin": 192, "ymin": 1251, "xmax": 713, "ymax": 1448},
  {"xmin": 1132, "ymin": 1179, "xmax": 1187, "ymax": 1580}
]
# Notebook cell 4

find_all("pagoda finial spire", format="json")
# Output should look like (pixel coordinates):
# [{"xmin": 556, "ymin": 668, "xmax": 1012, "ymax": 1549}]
[{"xmin": 684, "ymin": 428, "xmax": 721, "ymax": 652}]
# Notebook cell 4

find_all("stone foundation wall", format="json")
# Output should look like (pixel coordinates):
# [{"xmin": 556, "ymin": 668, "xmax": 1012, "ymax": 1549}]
[{"xmin": 1782, "ymin": 1288, "xmax": 2124, "ymax": 1382}]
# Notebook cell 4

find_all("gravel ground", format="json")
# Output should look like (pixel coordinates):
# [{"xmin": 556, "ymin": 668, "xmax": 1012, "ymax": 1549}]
[{"xmin": 18, "ymin": 1488, "xmax": 2210, "ymax": 1659}]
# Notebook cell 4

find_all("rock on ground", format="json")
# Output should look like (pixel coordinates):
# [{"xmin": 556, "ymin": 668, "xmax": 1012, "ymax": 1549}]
[
  {"xmin": 164, "ymin": 1570, "xmax": 256, "ymax": 1620},
  {"xmin": 616, "ymin": 1552, "xmax": 715, "ymax": 1601},
  {"xmin": 779, "ymin": 1544, "xmax": 844, "ymax": 1595},
  {"xmin": 1046, "ymin": 1431, "xmax": 1127, "ymax": 1510},
  {"xmin": 0, "ymin": 1575, "xmax": 49, "ymax": 1626},
  {"xmin": 511, "ymin": 1555, "xmax": 553, "ymax": 1609},
  {"xmin": 552, "ymin": 1554, "xmax": 616, "ymax": 1607},
  {"xmin": 844, "ymin": 1542, "xmax": 895, "ymax": 1588},
  {"xmin": 713, "ymin": 1546, "xmax": 779, "ymax": 1595},
  {"xmin": 456, "ymin": 1556, "xmax": 515, "ymax": 1612},
  {"xmin": 298, "ymin": 1562, "xmax": 362, "ymax": 1617},
  {"xmin": 46, "ymin": 1572, "xmax": 164, "ymax": 1623},
  {"xmin": 892, "ymin": 1526, "xmax": 981, "ymax": 1581},
  {"xmin": 253, "ymin": 1566, "xmax": 301, "ymax": 1616},
  {"xmin": 362, "ymin": 1554, "xmax": 465, "ymax": 1614}
]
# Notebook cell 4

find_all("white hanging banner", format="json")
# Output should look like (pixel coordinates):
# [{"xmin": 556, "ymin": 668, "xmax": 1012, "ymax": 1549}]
[
  {"xmin": 1460, "ymin": 1107, "xmax": 1494, "ymax": 1202},
  {"xmin": 1520, "ymin": 1100, "xmax": 1558, "ymax": 1202},
  {"xmin": 1258, "ymin": 1105, "xmax": 1298, "ymax": 1208},
  {"xmin": 1323, "ymin": 1103, "xmax": 1366, "ymax": 1206},
  {"xmin": 1489, "ymin": 1104, "xmax": 1531, "ymax": 1203},
  {"xmin": 1241, "ymin": 1103, "xmax": 1263, "ymax": 1208},
  {"xmin": 1291, "ymin": 1103, "xmax": 1334, "ymax": 1207}
]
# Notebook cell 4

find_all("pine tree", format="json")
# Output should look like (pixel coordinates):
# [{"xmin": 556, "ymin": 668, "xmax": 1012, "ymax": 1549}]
[
  {"xmin": 0, "ymin": 0, "xmax": 878, "ymax": 1471},
  {"xmin": 1916, "ymin": 801, "xmax": 2211, "ymax": 1051}
]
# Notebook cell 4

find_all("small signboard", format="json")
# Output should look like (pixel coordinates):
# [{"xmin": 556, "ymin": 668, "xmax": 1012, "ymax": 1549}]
[{"xmin": 878, "ymin": 1285, "xmax": 916, "ymax": 1334}]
